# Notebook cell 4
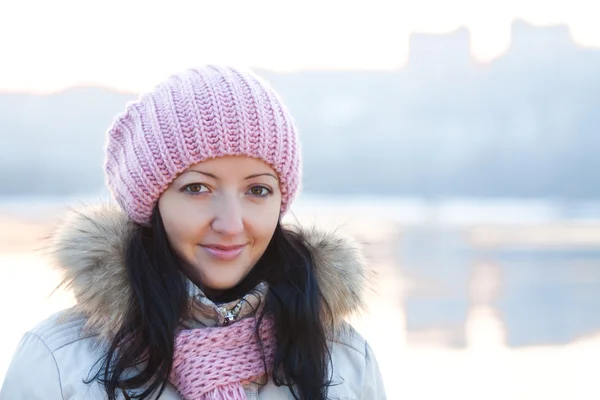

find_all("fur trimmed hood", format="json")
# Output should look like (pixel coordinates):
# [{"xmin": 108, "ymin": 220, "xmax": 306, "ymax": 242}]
[{"xmin": 49, "ymin": 205, "xmax": 370, "ymax": 339}]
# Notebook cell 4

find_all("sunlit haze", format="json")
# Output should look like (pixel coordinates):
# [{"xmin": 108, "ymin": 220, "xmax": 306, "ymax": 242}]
[{"xmin": 1, "ymin": 0, "xmax": 599, "ymax": 93}]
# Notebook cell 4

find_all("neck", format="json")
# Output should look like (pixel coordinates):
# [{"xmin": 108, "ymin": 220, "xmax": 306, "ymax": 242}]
[{"xmin": 198, "ymin": 276, "xmax": 261, "ymax": 304}]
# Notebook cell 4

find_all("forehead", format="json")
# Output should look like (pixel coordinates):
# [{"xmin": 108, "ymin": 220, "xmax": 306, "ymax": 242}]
[{"xmin": 180, "ymin": 156, "xmax": 278, "ymax": 178}]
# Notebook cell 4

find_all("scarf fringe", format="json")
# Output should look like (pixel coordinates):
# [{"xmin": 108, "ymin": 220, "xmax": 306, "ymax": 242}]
[{"xmin": 200, "ymin": 383, "xmax": 247, "ymax": 400}]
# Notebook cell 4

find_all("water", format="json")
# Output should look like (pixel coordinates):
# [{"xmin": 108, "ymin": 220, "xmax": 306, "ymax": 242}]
[
  {"xmin": 1, "ymin": 195, "xmax": 600, "ymax": 398},
  {"xmin": 399, "ymin": 226, "xmax": 600, "ymax": 347}
]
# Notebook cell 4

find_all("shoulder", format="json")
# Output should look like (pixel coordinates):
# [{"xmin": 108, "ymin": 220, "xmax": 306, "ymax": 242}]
[
  {"xmin": 325, "ymin": 322, "xmax": 387, "ymax": 398},
  {"xmin": 327, "ymin": 322, "xmax": 387, "ymax": 399},
  {"xmin": 29, "ymin": 308, "xmax": 99, "ymax": 352},
  {"xmin": 19, "ymin": 308, "xmax": 105, "ymax": 382},
  {"xmin": 0, "ymin": 309, "xmax": 108, "ymax": 399},
  {"xmin": 329, "ymin": 321, "xmax": 369, "ymax": 356},
  {"xmin": 25, "ymin": 308, "xmax": 106, "ymax": 381},
  {"xmin": 327, "ymin": 322, "xmax": 370, "ymax": 378}
]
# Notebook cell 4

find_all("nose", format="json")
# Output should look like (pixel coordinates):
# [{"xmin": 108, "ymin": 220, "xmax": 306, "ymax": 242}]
[{"xmin": 210, "ymin": 193, "xmax": 244, "ymax": 236}]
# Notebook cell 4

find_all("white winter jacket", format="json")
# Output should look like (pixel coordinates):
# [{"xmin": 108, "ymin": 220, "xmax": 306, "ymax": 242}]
[{"xmin": 0, "ymin": 206, "xmax": 386, "ymax": 399}]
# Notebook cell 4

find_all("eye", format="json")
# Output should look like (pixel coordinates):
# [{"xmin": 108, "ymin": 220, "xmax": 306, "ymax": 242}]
[
  {"xmin": 247, "ymin": 185, "xmax": 272, "ymax": 198},
  {"xmin": 182, "ymin": 183, "xmax": 209, "ymax": 195}
]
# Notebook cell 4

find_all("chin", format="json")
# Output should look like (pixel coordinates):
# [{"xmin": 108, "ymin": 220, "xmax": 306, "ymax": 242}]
[{"xmin": 199, "ymin": 270, "xmax": 248, "ymax": 292}]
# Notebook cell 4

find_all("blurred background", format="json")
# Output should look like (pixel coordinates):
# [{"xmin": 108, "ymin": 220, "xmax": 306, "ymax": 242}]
[{"xmin": 1, "ymin": 0, "xmax": 600, "ymax": 398}]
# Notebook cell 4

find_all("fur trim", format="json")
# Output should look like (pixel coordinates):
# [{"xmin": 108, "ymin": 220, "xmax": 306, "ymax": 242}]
[
  {"xmin": 50, "ymin": 205, "xmax": 369, "ymax": 339},
  {"xmin": 289, "ymin": 226, "xmax": 368, "ymax": 327}
]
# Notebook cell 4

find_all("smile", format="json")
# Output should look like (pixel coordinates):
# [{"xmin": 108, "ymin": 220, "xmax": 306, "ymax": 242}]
[{"xmin": 200, "ymin": 244, "xmax": 246, "ymax": 261}]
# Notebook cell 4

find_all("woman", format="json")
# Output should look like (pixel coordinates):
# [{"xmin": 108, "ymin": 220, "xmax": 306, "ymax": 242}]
[{"xmin": 0, "ymin": 65, "xmax": 385, "ymax": 399}]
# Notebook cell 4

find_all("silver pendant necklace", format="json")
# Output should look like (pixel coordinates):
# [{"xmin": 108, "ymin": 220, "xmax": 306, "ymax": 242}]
[{"xmin": 218, "ymin": 300, "xmax": 243, "ymax": 326}]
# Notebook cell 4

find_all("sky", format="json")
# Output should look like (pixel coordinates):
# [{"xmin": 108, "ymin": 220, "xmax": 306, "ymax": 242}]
[{"xmin": 0, "ymin": 0, "xmax": 599, "ymax": 93}]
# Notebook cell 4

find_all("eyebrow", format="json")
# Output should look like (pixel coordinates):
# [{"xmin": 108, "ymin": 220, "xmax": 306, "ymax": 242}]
[
  {"xmin": 184, "ymin": 170, "xmax": 278, "ymax": 181},
  {"xmin": 245, "ymin": 173, "xmax": 279, "ymax": 181}
]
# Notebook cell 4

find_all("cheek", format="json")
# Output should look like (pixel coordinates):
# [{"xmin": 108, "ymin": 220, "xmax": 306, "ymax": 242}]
[
  {"xmin": 159, "ymin": 197, "xmax": 206, "ymax": 253},
  {"xmin": 247, "ymin": 202, "xmax": 280, "ymax": 242}
]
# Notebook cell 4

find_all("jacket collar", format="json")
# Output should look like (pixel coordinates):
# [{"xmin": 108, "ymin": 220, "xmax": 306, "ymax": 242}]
[{"xmin": 49, "ymin": 205, "xmax": 370, "ymax": 339}]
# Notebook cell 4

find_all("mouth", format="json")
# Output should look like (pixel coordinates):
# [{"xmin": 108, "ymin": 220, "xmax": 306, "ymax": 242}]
[{"xmin": 200, "ymin": 244, "xmax": 246, "ymax": 261}]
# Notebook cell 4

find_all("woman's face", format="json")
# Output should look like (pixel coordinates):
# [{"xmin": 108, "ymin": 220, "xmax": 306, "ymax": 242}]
[{"xmin": 158, "ymin": 156, "xmax": 282, "ymax": 291}]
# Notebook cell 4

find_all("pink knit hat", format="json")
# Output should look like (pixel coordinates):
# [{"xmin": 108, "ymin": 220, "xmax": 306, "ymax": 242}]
[{"xmin": 104, "ymin": 65, "xmax": 301, "ymax": 225}]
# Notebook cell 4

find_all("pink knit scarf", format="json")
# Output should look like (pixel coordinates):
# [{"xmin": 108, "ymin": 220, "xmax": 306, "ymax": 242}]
[{"xmin": 169, "ymin": 317, "xmax": 277, "ymax": 400}]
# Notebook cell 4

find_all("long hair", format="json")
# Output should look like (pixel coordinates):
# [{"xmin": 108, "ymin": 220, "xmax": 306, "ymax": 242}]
[{"xmin": 90, "ymin": 208, "xmax": 333, "ymax": 400}]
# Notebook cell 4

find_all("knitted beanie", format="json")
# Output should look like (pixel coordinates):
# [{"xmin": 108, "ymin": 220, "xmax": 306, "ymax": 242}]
[{"xmin": 104, "ymin": 65, "xmax": 301, "ymax": 225}]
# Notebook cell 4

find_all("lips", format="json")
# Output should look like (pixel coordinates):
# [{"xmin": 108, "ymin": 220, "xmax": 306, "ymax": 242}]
[{"xmin": 200, "ymin": 244, "xmax": 246, "ymax": 261}]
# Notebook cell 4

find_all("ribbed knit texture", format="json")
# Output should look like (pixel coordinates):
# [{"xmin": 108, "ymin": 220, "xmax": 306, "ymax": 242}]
[
  {"xmin": 169, "ymin": 317, "xmax": 276, "ymax": 400},
  {"xmin": 104, "ymin": 65, "xmax": 301, "ymax": 225}
]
